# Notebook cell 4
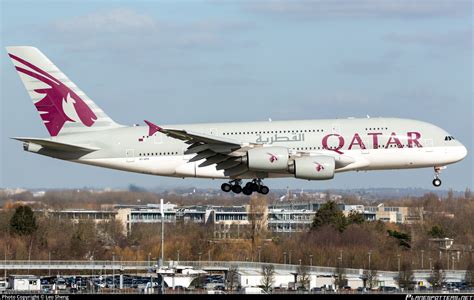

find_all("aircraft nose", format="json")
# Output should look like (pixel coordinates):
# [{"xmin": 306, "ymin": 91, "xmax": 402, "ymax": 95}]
[{"xmin": 459, "ymin": 144, "xmax": 468, "ymax": 160}]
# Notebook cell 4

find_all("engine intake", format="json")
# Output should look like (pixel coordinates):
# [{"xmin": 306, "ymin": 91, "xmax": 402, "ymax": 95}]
[
  {"xmin": 289, "ymin": 155, "xmax": 335, "ymax": 180},
  {"xmin": 247, "ymin": 147, "xmax": 289, "ymax": 172}
]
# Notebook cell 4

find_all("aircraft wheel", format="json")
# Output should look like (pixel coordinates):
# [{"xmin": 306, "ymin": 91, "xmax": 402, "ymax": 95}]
[
  {"xmin": 221, "ymin": 183, "xmax": 232, "ymax": 192},
  {"xmin": 232, "ymin": 184, "xmax": 242, "ymax": 194},
  {"xmin": 259, "ymin": 186, "xmax": 270, "ymax": 195},
  {"xmin": 251, "ymin": 183, "xmax": 259, "ymax": 192},
  {"xmin": 242, "ymin": 187, "xmax": 253, "ymax": 196},
  {"xmin": 432, "ymin": 178, "xmax": 442, "ymax": 187}
]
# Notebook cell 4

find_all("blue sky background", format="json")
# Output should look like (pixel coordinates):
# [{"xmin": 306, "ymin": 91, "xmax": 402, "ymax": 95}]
[{"xmin": 1, "ymin": 0, "xmax": 472, "ymax": 191}]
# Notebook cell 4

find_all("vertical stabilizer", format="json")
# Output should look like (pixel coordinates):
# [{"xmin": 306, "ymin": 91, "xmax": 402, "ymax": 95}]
[{"xmin": 6, "ymin": 46, "xmax": 122, "ymax": 136}]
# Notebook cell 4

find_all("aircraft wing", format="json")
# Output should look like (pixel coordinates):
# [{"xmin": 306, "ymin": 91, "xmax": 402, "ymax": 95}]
[{"xmin": 144, "ymin": 120, "xmax": 259, "ymax": 176}]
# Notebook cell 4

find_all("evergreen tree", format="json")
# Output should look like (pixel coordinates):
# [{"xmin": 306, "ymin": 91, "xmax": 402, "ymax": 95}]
[
  {"xmin": 312, "ymin": 201, "xmax": 347, "ymax": 232},
  {"xmin": 260, "ymin": 264, "xmax": 275, "ymax": 293},
  {"xmin": 347, "ymin": 211, "xmax": 365, "ymax": 225},
  {"xmin": 10, "ymin": 205, "xmax": 38, "ymax": 236},
  {"xmin": 387, "ymin": 230, "xmax": 411, "ymax": 249},
  {"xmin": 428, "ymin": 225, "xmax": 446, "ymax": 238}
]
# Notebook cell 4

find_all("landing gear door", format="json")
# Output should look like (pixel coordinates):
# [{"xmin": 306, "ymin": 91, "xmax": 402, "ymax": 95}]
[{"xmin": 126, "ymin": 149, "xmax": 135, "ymax": 162}]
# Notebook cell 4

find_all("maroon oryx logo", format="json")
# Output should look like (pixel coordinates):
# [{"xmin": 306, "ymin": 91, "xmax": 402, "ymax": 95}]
[
  {"xmin": 267, "ymin": 153, "xmax": 278, "ymax": 163},
  {"xmin": 314, "ymin": 162, "xmax": 325, "ymax": 172},
  {"xmin": 8, "ymin": 53, "xmax": 97, "ymax": 136}
]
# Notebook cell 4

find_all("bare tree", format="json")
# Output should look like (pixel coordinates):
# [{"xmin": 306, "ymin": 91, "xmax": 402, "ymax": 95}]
[
  {"xmin": 363, "ymin": 269, "xmax": 378, "ymax": 290},
  {"xmin": 227, "ymin": 265, "xmax": 239, "ymax": 292},
  {"xmin": 465, "ymin": 188, "xmax": 472, "ymax": 200},
  {"xmin": 334, "ymin": 264, "xmax": 347, "ymax": 290},
  {"xmin": 297, "ymin": 265, "xmax": 311, "ymax": 290},
  {"xmin": 247, "ymin": 196, "xmax": 268, "ymax": 247},
  {"xmin": 428, "ymin": 261, "xmax": 446, "ymax": 291},
  {"xmin": 260, "ymin": 264, "xmax": 275, "ymax": 293},
  {"xmin": 396, "ymin": 262, "xmax": 415, "ymax": 291},
  {"xmin": 464, "ymin": 259, "xmax": 474, "ymax": 289}
]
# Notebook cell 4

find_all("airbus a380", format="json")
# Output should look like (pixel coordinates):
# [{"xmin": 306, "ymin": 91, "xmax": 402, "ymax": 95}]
[{"xmin": 6, "ymin": 47, "xmax": 468, "ymax": 195}]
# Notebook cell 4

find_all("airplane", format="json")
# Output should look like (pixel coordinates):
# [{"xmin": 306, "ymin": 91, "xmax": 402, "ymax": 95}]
[{"xmin": 5, "ymin": 46, "xmax": 468, "ymax": 195}]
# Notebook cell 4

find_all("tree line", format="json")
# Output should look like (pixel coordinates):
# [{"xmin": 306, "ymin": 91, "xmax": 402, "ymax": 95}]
[{"xmin": 0, "ymin": 189, "xmax": 472, "ymax": 281}]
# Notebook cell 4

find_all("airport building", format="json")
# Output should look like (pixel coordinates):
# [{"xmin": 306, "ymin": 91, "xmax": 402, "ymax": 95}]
[{"xmin": 42, "ymin": 200, "xmax": 423, "ymax": 237}]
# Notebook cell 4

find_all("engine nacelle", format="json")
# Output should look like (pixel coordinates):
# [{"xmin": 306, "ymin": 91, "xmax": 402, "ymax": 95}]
[
  {"xmin": 289, "ymin": 155, "xmax": 335, "ymax": 180},
  {"xmin": 247, "ymin": 147, "xmax": 289, "ymax": 171}
]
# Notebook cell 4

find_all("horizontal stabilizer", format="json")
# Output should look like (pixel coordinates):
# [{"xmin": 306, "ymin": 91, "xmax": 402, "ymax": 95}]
[{"xmin": 12, "ymin": 137, "xmax": 99, "ymax": 153}]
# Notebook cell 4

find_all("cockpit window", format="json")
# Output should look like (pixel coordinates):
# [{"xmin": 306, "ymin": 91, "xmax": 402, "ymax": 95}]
[{"xmin": 444, "ymin": 136, "xmax": 455, "ymax": 141}]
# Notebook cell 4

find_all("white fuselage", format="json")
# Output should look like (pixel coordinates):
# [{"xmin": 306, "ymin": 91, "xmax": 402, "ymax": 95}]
[{"xmin": 38, "ymin": 117, "xmax": 467, "ymax": 180}]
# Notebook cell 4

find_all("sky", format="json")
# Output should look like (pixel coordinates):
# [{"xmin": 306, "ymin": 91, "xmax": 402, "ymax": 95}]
[{"xmin": 0, "ymin": 0, "xmax": 472, "ymax": 191}]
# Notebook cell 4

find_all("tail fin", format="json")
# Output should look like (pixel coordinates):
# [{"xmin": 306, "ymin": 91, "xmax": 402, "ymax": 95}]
[{"xmin": 6, "ymin": 46, "xmax": 122, "ymax": 136}]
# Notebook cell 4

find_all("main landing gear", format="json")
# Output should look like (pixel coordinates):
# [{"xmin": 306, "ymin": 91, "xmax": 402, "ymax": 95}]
[
  {"xmin": 432, "ymin": 166, "xmax": 443, "ymax": 187},
  {"xmin": 221, "ymin": 179, "xmax": 270, "ymax": 196}
]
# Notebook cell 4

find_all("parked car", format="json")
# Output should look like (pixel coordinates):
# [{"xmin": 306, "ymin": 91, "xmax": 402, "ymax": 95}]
[
  {"xmin": 297, "ymin": 285, "xmax": 308, "ymax": 292},
  {"xmin": 173, "ymin": 285, "xmax": 188, "ymax": 292},
  {"xmin": 55, "ymin": 278, "xmax": 67, "ymax": 290},
  {"xmin": 0, "ymin": 280, "xmax": 7, "ymax": 292},
  {"xmin": 207, "ymin": 290, "xmax": 226, "ymax": 294},
  {"xmin": 241, "ymin": 287, "xmax": 267, "ymax": 294},
  {"xmin": 379, "ymin": 286, "xmax": 398, "ymax": 293}
]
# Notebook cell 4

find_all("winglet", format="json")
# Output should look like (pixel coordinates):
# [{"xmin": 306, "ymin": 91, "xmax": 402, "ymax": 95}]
[{"xmin": 144, "ymin": 120, "xmax": 162, "ymax": 136}]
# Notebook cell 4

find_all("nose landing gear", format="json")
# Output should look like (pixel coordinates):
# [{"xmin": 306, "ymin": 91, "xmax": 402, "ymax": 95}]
[
  {"xmin": 221, "ymin": 179, "xmax": 270, "ymax": 196},
  {"xmin": 432, "ymin": 166, "xmax": 443, "ymax": 187}
]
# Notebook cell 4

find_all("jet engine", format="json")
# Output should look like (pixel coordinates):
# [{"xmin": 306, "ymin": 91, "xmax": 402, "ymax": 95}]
[
  {"xmin": 289, "ymin": 155, "xmax": 335, "ymax": 180},
  {"xmin": 247, "ymin": 147, "xmax": 289, "ymax": 171}
]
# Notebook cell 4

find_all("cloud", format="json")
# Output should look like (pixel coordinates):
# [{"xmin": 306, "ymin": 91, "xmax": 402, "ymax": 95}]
[
  {"xmin": 385, "ymin": 28, "xmax": 472, "ymax": 50},
  {"xmin": 336, "ymin": 51, "xmax": 403, "ymax": 76},
  {"xmin": 246, "ymin": 0, "xmax": 472, "ymax": 20},
  {"xmin": 43, "ymin": 8, "xmax": 255, "ymax": 52},
  {"xmin": 50, "ymin": 8, "xmax": 157, "ymax": 34}
]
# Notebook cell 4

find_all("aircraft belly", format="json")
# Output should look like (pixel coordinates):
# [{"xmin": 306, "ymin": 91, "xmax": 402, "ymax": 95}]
[
  {"xmin": 363, "ymin": 147, "xmax": 448, "ymax": 170},
  {"xmin": 76, "ymin": 157, "xmax": 180, "ymax": 176},
  {"xmin": 183, "ymin": 158, "xmax": 227, "ymax": 179}
]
